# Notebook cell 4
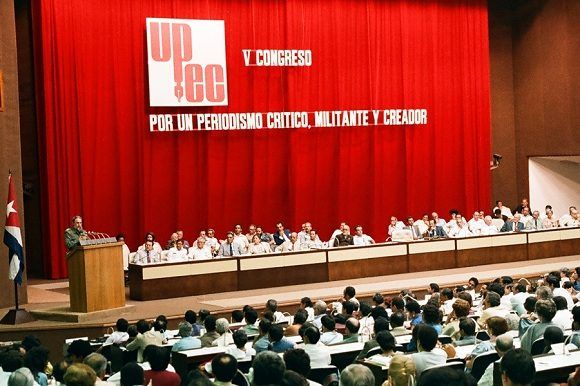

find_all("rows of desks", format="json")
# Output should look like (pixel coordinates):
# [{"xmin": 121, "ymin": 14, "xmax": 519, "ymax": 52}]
[{"xmin": 128, "ymin": 227, "xmax": 580, "ymax": 300}]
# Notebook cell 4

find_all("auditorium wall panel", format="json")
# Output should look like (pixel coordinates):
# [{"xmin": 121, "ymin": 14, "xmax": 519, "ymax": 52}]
[
  {"xmin": 489, "ymin": 0, "xmax": 580, "ymax": 209},
  {"xmin": 0, "ymin": 0, "xmax": 28, "ymax": 307}
]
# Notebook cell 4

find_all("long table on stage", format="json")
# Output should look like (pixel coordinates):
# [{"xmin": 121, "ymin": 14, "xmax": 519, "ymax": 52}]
[{"xmin": 128, "ymin": 227, "xmax": 580, "ymax": 300}]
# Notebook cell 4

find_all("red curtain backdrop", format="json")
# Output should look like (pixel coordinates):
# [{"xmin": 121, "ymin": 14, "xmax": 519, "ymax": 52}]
[{"xmin": 33, "ymin": 0, "xmax": 490, "ymax": 279}]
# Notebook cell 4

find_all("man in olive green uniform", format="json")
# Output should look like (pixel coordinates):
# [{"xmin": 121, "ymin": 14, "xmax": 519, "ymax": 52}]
[{"xmin": 64, "ymin": 215, "xmax": 87, "ymax": 250}]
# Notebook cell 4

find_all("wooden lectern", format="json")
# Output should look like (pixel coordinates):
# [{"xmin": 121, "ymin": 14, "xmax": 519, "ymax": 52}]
[{"xmin": 67, "ymin": 242, "xmax": 125, "ymax": 313}]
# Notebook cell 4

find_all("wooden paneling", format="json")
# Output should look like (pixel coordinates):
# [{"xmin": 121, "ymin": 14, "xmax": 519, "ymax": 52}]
[
  {"xmin": 457, "ymin": 245, "xmax": 527, "ymax": 267},
  {"xmin": 238, "ymin": 263, "xmax": 327, "ymax": 291},
  {"xmin": 68, "ymin": 243, "xmax": 125, "ymax": 312},
  {"xmin": 328, "ymin": 256, "xmax": 407, "ymax": 282},
  {"xmin": 408, "ymin": 251, "xmax": 456, "ymax": 273}
]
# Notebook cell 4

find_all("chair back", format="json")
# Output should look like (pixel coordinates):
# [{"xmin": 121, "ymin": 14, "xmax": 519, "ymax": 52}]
[
  {"xmin": 531, "ymin": 338, "xmax": 546, "ymax": 356},
  {"xmin": 476, "ymin": 330, "xmax": 490, "ymax": 341},
  {"xmin": 438, "ymin": 335, "xmax": 452, "ymax": 344},
  {"xmin": 471, "ymin": 351, "xmax": 499, "ymax": 381},
  {"xmin": 365, "ymin": 347, "xmax": 382, "ymax": 358},
  {"xmin": 309, "ymin": 365, "xmax": 339, "ymax": 385}
]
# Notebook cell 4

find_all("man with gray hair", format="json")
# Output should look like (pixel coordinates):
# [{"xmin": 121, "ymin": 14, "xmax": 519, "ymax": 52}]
[
  {"xmin": 340, "ymin": 364, "xmax": 374, "ymax": 386},
  {"xmin": 213, "ymin": 318, "xmax": 234, "ymax": 347},
  {"xmin": 477, "ymin": 333, "xmax": 514, "ymax": 386},
  {"xmin": 7, "ymin": 368, "xmax": 35, "ymax": 386},
  {"xmin": 312, "ymin": 300, "xmax": 327, "ymax": 329},
  {"xmin": 252, "ymin": 351, "xmax": 286, "ymax": 386},
  {"xmin": 171, "ymin": 322, "xmax": 201, "ymax": 352},
  {"xmin": 83, "ymin": 353, "xmax": 109, "ymax": 385}
]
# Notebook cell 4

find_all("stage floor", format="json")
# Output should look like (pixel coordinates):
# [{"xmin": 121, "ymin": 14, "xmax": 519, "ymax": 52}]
[{"xmin": 1, "ymin": 254, "xmax": 577, "ymax": 331}]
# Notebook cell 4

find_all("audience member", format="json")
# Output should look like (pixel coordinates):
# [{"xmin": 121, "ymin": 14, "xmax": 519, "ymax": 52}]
[
  {"xmin": 477, "ymin": 333, "xmax": 514, "ymax": 386},
  {"xmin": 340, "ymin": 364, "xmax": 374, "ymax": 386},
  {"xmin": 521, "ymin": 299, "xmax": 559, "ymax": 353},
  {"xmin": 82, "ymin": 353, "xmax": 109, "ymax": 386},
  {"xmin": 320, "ymin": 316, "xmax": 343, "ymax": 345},
  {"xmin": 184, "ymin": 310, "xmax": 202, "ymax": 336},
  {"xmin": 126, "ymin": 319, "xmax": 164, "ymax": 362},
  {"xmin": 410, "ymin": 325, "xmax": 447, "ymax": 375},
  {"xmin": 285, "ymin": 309, "xmax": 308, "ymax": 337},
  {"xmin": 342, "ymin": 318, "xmax": 361, "ymax": 343},
  {"xmin": 365, "ymin": 331, "xmax": 399, "ymax": 367},
  {"xmin": 24, "ymin": 346, "xmax": 49, "ymax": 386},
  {"xmin": 63, "ymin": 364, "xmax": 97, "ymax": 386},
  {"xmin": 500, "ymin": 349, "xmax": 535, "ymax": 386},
  {"xmin": 283, "ymin": 349, "xmax": 312, "ymax": 381},
  {"xmin": 417, "ymin": 366, "xmax": 472, "ymax": 386},
  {"xmin": 200, "ymin": 316, "xmax": 220, "ymax": 347},
  {"xmin": 172, "ymin": 322, "xmax": 202, "ymax": 352},
  {"xmin": 302, "ymin": 326, "xmax": 331, "ymax": 368},
  {"xmin": 225, "ymin": 330, "xmax": 256, "ymax": 360},
  {"xmin": 143, "ymin": 346, "xmax": 180, "ymax": 386},
  {"xmin": 384, "ymin": 355, "xmax": 415, "ymax": 386},
  {"xmin": 269, "ymin": 324, "xmax": 296, "ymax": 353},
  {"xmin": 253, "ymin": 319, "xmax": 272, "ymax": 353},
  {"xmin": 356, "ymin": 317, "xmax": 390, "ymax": 360},
  {"xmin": 454, "ymin": 317, "xmax": 478, "ymax": 347},
  {"xmin": 120, "ymin": 362, "xmax": 144, "ymax": 386},
  {"xmin": 210, "ymin": 354, "xmax": 238, "ymax": 386},
  {"xmin": 8, "ymin": 368, "xmax": 36, "ymax": 386},
  {"xmin": 252, "ymin": 351, "xmax": 286, "ymax": 386}
]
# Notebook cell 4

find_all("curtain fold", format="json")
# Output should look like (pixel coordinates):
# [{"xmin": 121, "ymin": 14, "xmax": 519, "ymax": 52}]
[{"xmin": 34, "ymin": 0, "xmax": 490, "ymax": 279}]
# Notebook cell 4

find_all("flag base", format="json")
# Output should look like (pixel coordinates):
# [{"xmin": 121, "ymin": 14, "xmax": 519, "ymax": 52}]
[{"xmin": 0, "ymin": 309, "xmax": 36, "ymax": 325}]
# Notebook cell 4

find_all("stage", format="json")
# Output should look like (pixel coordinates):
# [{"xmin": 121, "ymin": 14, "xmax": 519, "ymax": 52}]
[{"xmin": 0, "ymin": 254, "xmax": 577, "ymax": 357}]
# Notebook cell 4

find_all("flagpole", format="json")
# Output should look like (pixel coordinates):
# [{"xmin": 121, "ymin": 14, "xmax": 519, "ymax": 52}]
[{"xmin": 14, "ymin": 282, "xmax": 19, "ymax": 310}]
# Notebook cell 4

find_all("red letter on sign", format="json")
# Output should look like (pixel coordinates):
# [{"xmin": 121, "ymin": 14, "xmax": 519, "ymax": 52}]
[
  {"xmin": 184, "ymin": 64, "xmax": 204, "ymax": 103},
  {"xmin": 149, "ymin": 22, "xmax": 171, "ymax": 62},
  {"xmin": 205, "ymin": 65, "xmax": 225, "ymax": 103}
]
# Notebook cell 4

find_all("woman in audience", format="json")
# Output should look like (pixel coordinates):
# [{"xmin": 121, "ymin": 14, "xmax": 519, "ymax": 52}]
[
  {"xmin": 441, "ymin": 299, "xmax": 470, "ymax": 339},
  {"xmin": 383, "ymin": 355, "xmax": 416, "ymax": 386},
  {"xmin": 518, "ymin": 296, "xmax": 538, "ymax": 337},
  {"xmin": 285, "ymin": 309, "xmax": 308, "ymax": 337},
  {"xmin": 143, "ymin": 346, "xmax": 180, "ymax": 386},
  {"xmin": 171, "ymin": 322, "xmax": 202, "ymax": 352},
  {"xmin": 8, "ymin": 368, "xmax": 36, "ymax": 386}
]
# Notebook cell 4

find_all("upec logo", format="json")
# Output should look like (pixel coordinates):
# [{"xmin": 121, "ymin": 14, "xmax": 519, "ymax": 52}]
[{"xmin": 146, "ymin": 18, "xmax": 228, "ymax": 107}]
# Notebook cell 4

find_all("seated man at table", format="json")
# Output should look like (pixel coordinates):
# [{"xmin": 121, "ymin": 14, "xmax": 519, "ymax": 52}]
[
  {"xmin": 218, "ymin": 232, "xmax": 243, "ymax": 257},
  {"xmin": 319, "ymin": 315, "xmax": 343, "ymax": 345},
  {"xmin": 171, "ymin": 322, "xmax": 201, "ymax": 352},
  {"xmin": 499, "ymin": 349, "xmax": 536, "ymax": 386},
  {"xmin": 144, "ymin": 346, "xmax": 181, "ymax": 386},
  {"xmin": 200, "ymin": 316, "xmax": 220, "ymax": 347},
  {"xmin": 268, "ymin": 324, "xmax": 295, "ymax": 353},
  {"xmin": 188, "ymin": 237, "xmax": 212, "ymax": 260},
  {"xmin": 353, "ymin": 225, "xmax": 375, "ymax": 246},
  {"xmin": 133, "ymin": 241, "xmax": 161, "ymax": 264},
  {"xmin": 366, "ymin": 331, "xmax": 400, "ymax": 367},
  {"xmin": 341, "ymin": 318, "xmax": 360, "ymax": 344},
  {"xmin": 167, "ymin": 239, "xmax": 188, "ymax": 262},
  {"xmin": 500, "ymin": 214, "xmax": 524, "ymax": 232},
  {"xmin": 285, "ymin": 309, "xmax": 309, "ymax": 337},
  {"xmin": 355, "ymin": 317, "xmax": 390, "ymax": 360},
  {"xmin": 333, "ymin": 225, "xmax": 354, "ymax": 247},
  {"xmin": 213, "ymin": 318, "xmax": 234, "ymax": 347},
  {"xmin": 104, "ymin": 318, "xmax": 130, "ymax": 345},
  {"xmin": 302, "ymin": 326, "xmax": 331, "ymax": 368},
  {"xmin": 480, "ymin": 216, "xmax": 500, "ymax": 236},
  {"xmin": 302, "ymin": 229, "xmax": 324, "ymax": 250},
  {"xmin": 279, "ymin": 232, "xmax": 302, "ymax": 252},
  {"xmin": 423, "ymin": 219, "xmax": 447, "ymax": 239},
  {"xmin": 389, "ymin": 312, "xmax": 410, "ymax": 337},
  {"xmin": 225, "ymin": 330, "xmax": 256, "ymax": 361},
  {"xmin": 126, "ymin": 320, "xmax": 165, "ymax": 363},
  {"xmin": 452, "ymin": 317, "xmax": 478, "ymax": 347},
  {"xmin": 409, "ymin": 325, "xmax": 447, "ymax": 376},
  {"xmin": 476, "ymin": 333, "xmax": 514, "ymax": 386},
  {"xmin": 448, "ymin": 218, "xmax": 473, "ymax": 238}
]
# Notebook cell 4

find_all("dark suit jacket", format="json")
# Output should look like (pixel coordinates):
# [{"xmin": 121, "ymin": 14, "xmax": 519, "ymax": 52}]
[
  {"xmin": 425, "ymin": 226, "xmax": 447, "ymax": 238},
  {"xmin": 273, "ymin": 229, "xmax": 291, "ymax": 245},
  {"xmin": 500, "ymin": 221, "xmax": 524, "ymax": 232},
  {"xmin": 334, "ymin": 234, "xmax": 354, "ymax": 247}
]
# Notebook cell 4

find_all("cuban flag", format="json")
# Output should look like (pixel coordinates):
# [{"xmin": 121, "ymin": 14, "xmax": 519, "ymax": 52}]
[{"xmin": 4, "ymin": 173, "xmax": 24, "ymax": 285}]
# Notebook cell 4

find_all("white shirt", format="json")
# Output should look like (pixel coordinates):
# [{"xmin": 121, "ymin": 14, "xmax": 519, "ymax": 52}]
[
  {"xmin": 388, "ymin": 222, "xmax": 405, "ymax": 237},
  {"xmin": 133, "ymin": 249, "xmax": 161, "ymax": 264},
  {"xmin": 449, "ymin": 226, "xmax": 473, "ymax": 238},
  {"xmin": 520, "ymin": 214, "xmax": 532, "ymax": 224},
  {"xmin": 493, "ymin": 206, "xmax": 513, "ymax": 218},
  {"xmin": 413, "ymin": 220, "xmax": 429, "ymax": 235},
  {"xmin": 122, "ymin": 244, "xmax": 130, "ymax": 270},
  {"xmin": 248, "ymin": 242, "xmax": 271, "ymax": 255},
  {"xmin": 188, "ymin": 246, "xmax": 212, "ymax": 260},
  {"xmin": 234, "ymin": 234, "xmax": 250, "ymax": 253},
  {"xmin": 167, "ymin": 247, "xmax": 188, "ymax": 261},
  {"xmin": 480, "ymin": 224, "xmax": 499, "ymax": 236},
  {"xmin": 104, "ymin": 331, "xmax": 129, "ymax": 345},
  {"xmin": 328, "ymin": 229, "xmax": 342, "ymax": 246},
  {"xmin": 552, "ymin": 309, "xmax": 572, "ymax": 330},
  {"xmin": 353, "ymin": 234, "xmax": 374, "ymax": 246},
  {"xmin": 468, "ymin": 219, "xmax": 485, "ymax": 234},
  {"xmin": 280, "ymin": 240, "xmax": 302, "ymax": 252},
  {"xmin": 434, "ymin": 219, "xmax": 447, "ymax": 227},
  {"xmin": 303, "ymin": 343, "xmax": 331, "ymax": 368},
  {"xmin": 302, "ymin": 238, "xmax": 324, "ymax": 250},
  {"xmin": 225, "ymin": 345, "xmax": 256, "ymax": 360},
  {"xmin": 553, "ymin": 287, "xmax": 575, "ymax": 310},
  {"xmin": 411, "ymin": 348, "xmax": 447, "ymax": 375},
  {"xmin": 205, "ymin": 237, "xmax": 220, "ymax": 251},
  {"xmin": 320, "ymin": 331, "xmax": 343, "ymax": 345}
]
